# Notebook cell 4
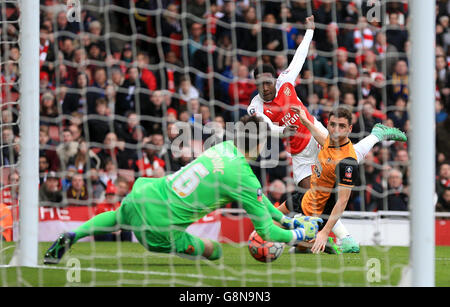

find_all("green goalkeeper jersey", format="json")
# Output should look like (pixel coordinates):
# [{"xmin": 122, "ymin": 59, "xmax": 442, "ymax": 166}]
[{"xmin": 126, "ymin": 140, "xmax": 293, "ymax": 243}]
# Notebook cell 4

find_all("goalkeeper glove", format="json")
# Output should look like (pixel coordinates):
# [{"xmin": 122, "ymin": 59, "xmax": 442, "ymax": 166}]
[
  {"xmin": 289, "ymin": 216, "xmax": 323, "ymax": 244},
  {"xmin": 280, "ymin": 216, "xmax": 301, "ymax": 229}
]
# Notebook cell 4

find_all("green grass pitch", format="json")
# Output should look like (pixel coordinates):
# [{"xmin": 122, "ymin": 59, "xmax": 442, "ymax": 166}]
[{"xmin": 1, "ymin": 242, "xmax": 449, "ymax": 287}]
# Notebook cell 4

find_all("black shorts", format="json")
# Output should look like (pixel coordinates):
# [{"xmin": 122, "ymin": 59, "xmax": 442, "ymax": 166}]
[{"xmin": 289, "ymin": 191, "xmax": 335, "ymax": 231}]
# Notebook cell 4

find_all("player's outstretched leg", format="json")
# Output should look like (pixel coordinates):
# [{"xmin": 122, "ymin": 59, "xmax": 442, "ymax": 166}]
[
  {"xmin": 354, "ymin": 123, "xmax": 407, "ymax": 163},
  {"xmin": 371, "ymin": 123, "xmax": 408, "ymax": 142},
  {"xmin": 174, "ymin": 232, "xmax": 223, "ymax": 261},
  {"xmin": 44, "ymin": 210, "xmax": 120, "ymax": 265}
]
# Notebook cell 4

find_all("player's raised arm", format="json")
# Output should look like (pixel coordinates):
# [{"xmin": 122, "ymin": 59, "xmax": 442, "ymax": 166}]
[
  {"xmin": 278, "ymin": 15, "xmax": 315, "ymax": 87},
  {"xmin": 290, "ymin": 105, "xmax": 327, "ymax": 146}
]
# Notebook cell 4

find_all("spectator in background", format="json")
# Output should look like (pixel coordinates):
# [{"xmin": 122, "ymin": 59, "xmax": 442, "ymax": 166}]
[
  {"xmin": 178, "ymin": 76, "xmax": 199, "ymax": 106},
  {"xmin": 0, "ymin": 127, "xmax": 17, "ymax": 167},
  {"xmin": 97, "ymin": 132, "xmax": 135, "ymax": 170},
  {"xmin": 436, "ymin": 103, "xmax": 450, "ymax": 162},
  {"xmin": 39, "ymin": 171, "xmax": 63, "ymax": 206},
  {"xmin": 56, "ymin": 10, "xmax": 78, "ymax": 36},
  {"xmin": 56, "ymin": 129, "xmax": 79, "ymax": 170},
  {"xmin": 273, "ymin": 54, "xmax": 288, "ymax": 77},
  {"xmin": 39, "ymin": 154, "xmax": 52, "ymax": 185},
  {"xmin": 88, "ymin": 167, "xmax": 106, "ymax": 202},
  {"xmin": 335, "ymin": 47, "xmax": 350, "ymax": 78},
  {"xmin": 144, "ymin": 90, "xmax": 166, "ymax": 134},
  {"xmin": 1, "ymin": 109, "xmax": 19, "ymax": 136},
  {"xmin": 117, "ymin": 111, "xmax": 143, "ymax": 145},
  {"xmin": 386, "ymin": 168, "xmax": 409, "ymax": 211},
  {"xmin": 60, "ymin": 37, "xmax": 75, "ymax": 61},
  {"xmin": 87, "ymin": 98, "xmax": 114, "ymax": 145},
  {"xmin": 436, "ymin": 163, "xmax": 450, "ymax": 198},
  {"xmin": 61, "ymin": 166, "xmax": 77, "ymax": 192},
  {"xmin": 228, "ymin": 64, "xmax": 256, "ymax": 120},
  {"xmin": 187, "ymin": 22, "xmax": 205, "ymax": 62},
  {"xmin": 436, "ymin": 55, "xmax": 450, "ymax": 99},
  {"xmin": 307, "ymin": 41, "xmax": 333, "ymax": 83},
  {"xmin": 99, "ymin": 157, "xmax": 118, "ymax": 188},
  {"xmin": 267, "ymin": 179, "xmax": 287, "ymax": 208},
  {"xmin": 238, "ymin": 6, "xmax": 260, "ymax": 54},
  {"xmin": 62, "ymin": 72, "xmax": 93, "ymax": 115},
  {"xmin": 372, "ymin": 32, "xmax": 398, "ymax": 76},
  {"xmin": 87, "ymin": 67, "xmax": 109, "ymax": 113},
  {"xmin": 386, "ymin": 12, "xmax": 408, "ymax": 53},
  {"xmin": 39, "ymin": 92, "xmax": 59, "ymax": 126},
  {"xmin": 387, "ymin": 97, "xmax": 408, "ymax": 130},
  {"xmin": 394, "ymin": 148, "xmax": 409, "ymax": 182},
  {"xmin": 160, "ymin": 3, "xmax": 182, "ymax": 58},
  {"xmin": 1, "ymin": 170, "xmax": 19, "ymax": 208},
  {"xmin": 67, "ymin": 138, "xmax": 101, "ymax": 174},
  {"xmin": 388, "ymin": 60, "xmax": 409, "ymax": 105},
  {"xmin": 39, "ymin": 125, "xmax": 60, "ymax": 171},
  {"xmin": 436, "ymin": 100, "xmax": 448, "ymax": 124},
  {"xmin": 93, "ymin": 183, "xmax": 121, "ymax": 241},
  {"xmin": 261, "ymin": 14, "xmax": 283, "ymax": 52},
  {"xmin": 339, "ymin": 63, "xmax": 359, "ymax": 97},
  {"xmin": 157, "ymin": 50, "xmax": 183, "ymax": 93},
  {"xmin": 66, "ymin": 173, "xmax": 88, "ymax": 206},
  {"xmin": 115, "ymin": 176, "xmax": 130, "ymax": 202},
  {"xmin": 352, "ymin": 101, "xmax": 382, "ymax": 140},
  {"xmin": 115, "ymin": 66, "xmax": 151, "ymax": 119},
  {"xmin": 134, "ymin": 137, "xmax": 166, "ymax": 178},
  {"xmin": 192, "ymin": 38, "xmax": 223, "ymax": 100},
  {"xmin": 136, "ymin": 52, "xmax": 158, "ymax": 91},
  {"xmin": 436, "ymin": 187, "xmax": 450, "ymax": 212},
  {"xmin": 372, "ymin": 168, "xmax": 408, "ymax": 211}
]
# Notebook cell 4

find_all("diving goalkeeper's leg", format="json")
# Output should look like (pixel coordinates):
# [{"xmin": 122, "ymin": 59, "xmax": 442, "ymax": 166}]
[
  {"xmin": 44, "ymin": 210, "xmax": 120, "ymax": 264},
  {"xmin": 173, "ymin": 231, "xmax": 223, "ymax": 261}
]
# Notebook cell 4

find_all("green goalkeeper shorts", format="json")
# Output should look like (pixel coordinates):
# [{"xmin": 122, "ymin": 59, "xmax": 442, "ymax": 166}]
[{"xmin": 117, "ymin": 194, "xmax": 206, "ymax": 257}]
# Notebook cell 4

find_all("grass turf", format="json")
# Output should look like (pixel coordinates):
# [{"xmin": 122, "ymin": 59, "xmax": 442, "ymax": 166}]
[{"xmin": 0, "ymin": 242, "xmax": 449, "ymax": 287}]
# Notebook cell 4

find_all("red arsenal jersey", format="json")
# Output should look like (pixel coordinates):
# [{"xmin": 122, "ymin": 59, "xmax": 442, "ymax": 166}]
[{"xmin": 262, "ymin": 83, "xmax": 315, "ymax": 155}]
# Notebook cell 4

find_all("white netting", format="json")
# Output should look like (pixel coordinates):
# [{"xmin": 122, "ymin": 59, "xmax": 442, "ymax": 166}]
[
  {"xmin": 0, "ymin": 0, "xmax": 448, "ymax": 287},
  {"xmin": 0, "ymin": 0, "xmax": 20, "ymax": 263}
]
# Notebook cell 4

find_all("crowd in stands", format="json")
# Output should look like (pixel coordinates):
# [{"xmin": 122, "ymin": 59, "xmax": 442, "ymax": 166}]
[{"xmin": 0, "ymin": 0, "xmax": 449, "ymax": 213}]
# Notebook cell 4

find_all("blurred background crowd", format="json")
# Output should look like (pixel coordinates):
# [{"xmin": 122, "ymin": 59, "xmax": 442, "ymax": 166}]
[{"xmin": 0, "ymin": 0, "xmax": 449, "ymax": 213}]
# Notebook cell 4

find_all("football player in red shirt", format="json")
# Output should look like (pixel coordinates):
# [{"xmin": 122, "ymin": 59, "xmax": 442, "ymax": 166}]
[{"xmin": 248, "ymin": 15, "xmax": 407, "ymax": 253}]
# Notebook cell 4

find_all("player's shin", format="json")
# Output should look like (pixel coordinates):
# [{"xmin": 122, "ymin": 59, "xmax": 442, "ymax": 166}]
[
  {"xmin": 72, "ymin": 210, "xmax": 120, "ymax": 243},
  {"xmin": 331, "ymin": 219, "xmax": 350, "ymax": 239}
]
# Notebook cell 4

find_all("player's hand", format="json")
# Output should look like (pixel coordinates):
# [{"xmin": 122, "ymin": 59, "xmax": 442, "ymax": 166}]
[
  {"xmin": 305, "ymin": 15, "xmax": 315, "ymax": 30},
  {"xmin": 290, "ymin": 106, "xmax": 310, "ymax": 126},
  {"xmin": 283, "ymin": 125, "xmax": 298, "ymax": 137},
  {"xmin": 311, "ymin": 231, "xmax": 328, "ymax": 254}
]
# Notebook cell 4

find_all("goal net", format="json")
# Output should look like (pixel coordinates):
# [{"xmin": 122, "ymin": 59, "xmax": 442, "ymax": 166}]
[{"xmin": 0, "ymin": 0, "xmax": 445, "ymax": 287}]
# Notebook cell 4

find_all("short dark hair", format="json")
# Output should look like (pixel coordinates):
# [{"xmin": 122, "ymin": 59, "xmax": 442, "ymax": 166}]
[
  {"xmin": 253, "ymin": 64, "xmax": 276, "ymax": 79},
  {"xmin": 329, "ymin": 105, "xmax": 353, "ymax": 125},
  {"xmin": 95, "ymin": 97, "xmax": 107, "ymax": 107}
]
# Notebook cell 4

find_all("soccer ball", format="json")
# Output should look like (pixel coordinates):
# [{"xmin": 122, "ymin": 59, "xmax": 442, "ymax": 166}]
[{"xmin": 248, "ymin": 230, "xmax": 284, "ymax": 263}]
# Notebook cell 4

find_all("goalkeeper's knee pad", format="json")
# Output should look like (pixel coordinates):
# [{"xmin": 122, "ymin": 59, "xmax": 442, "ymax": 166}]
[{"xmin": 207, "ymin": 241, "xmax": 222, "ymax": 261}]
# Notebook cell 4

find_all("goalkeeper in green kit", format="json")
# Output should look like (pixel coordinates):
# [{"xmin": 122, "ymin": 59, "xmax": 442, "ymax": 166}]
[{"xmin": 44, "ymin": 116, "xmax": 321, "ymax": 264}]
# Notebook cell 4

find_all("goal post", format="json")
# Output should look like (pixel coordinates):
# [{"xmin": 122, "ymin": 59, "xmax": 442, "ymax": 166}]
[
  {"xmin": 9, "ymin": 0, "xmax": 40, "ymax": 267},
  {"xmin": 409, "ymin": 0, "xmax": 436, "ymax": 287}
]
